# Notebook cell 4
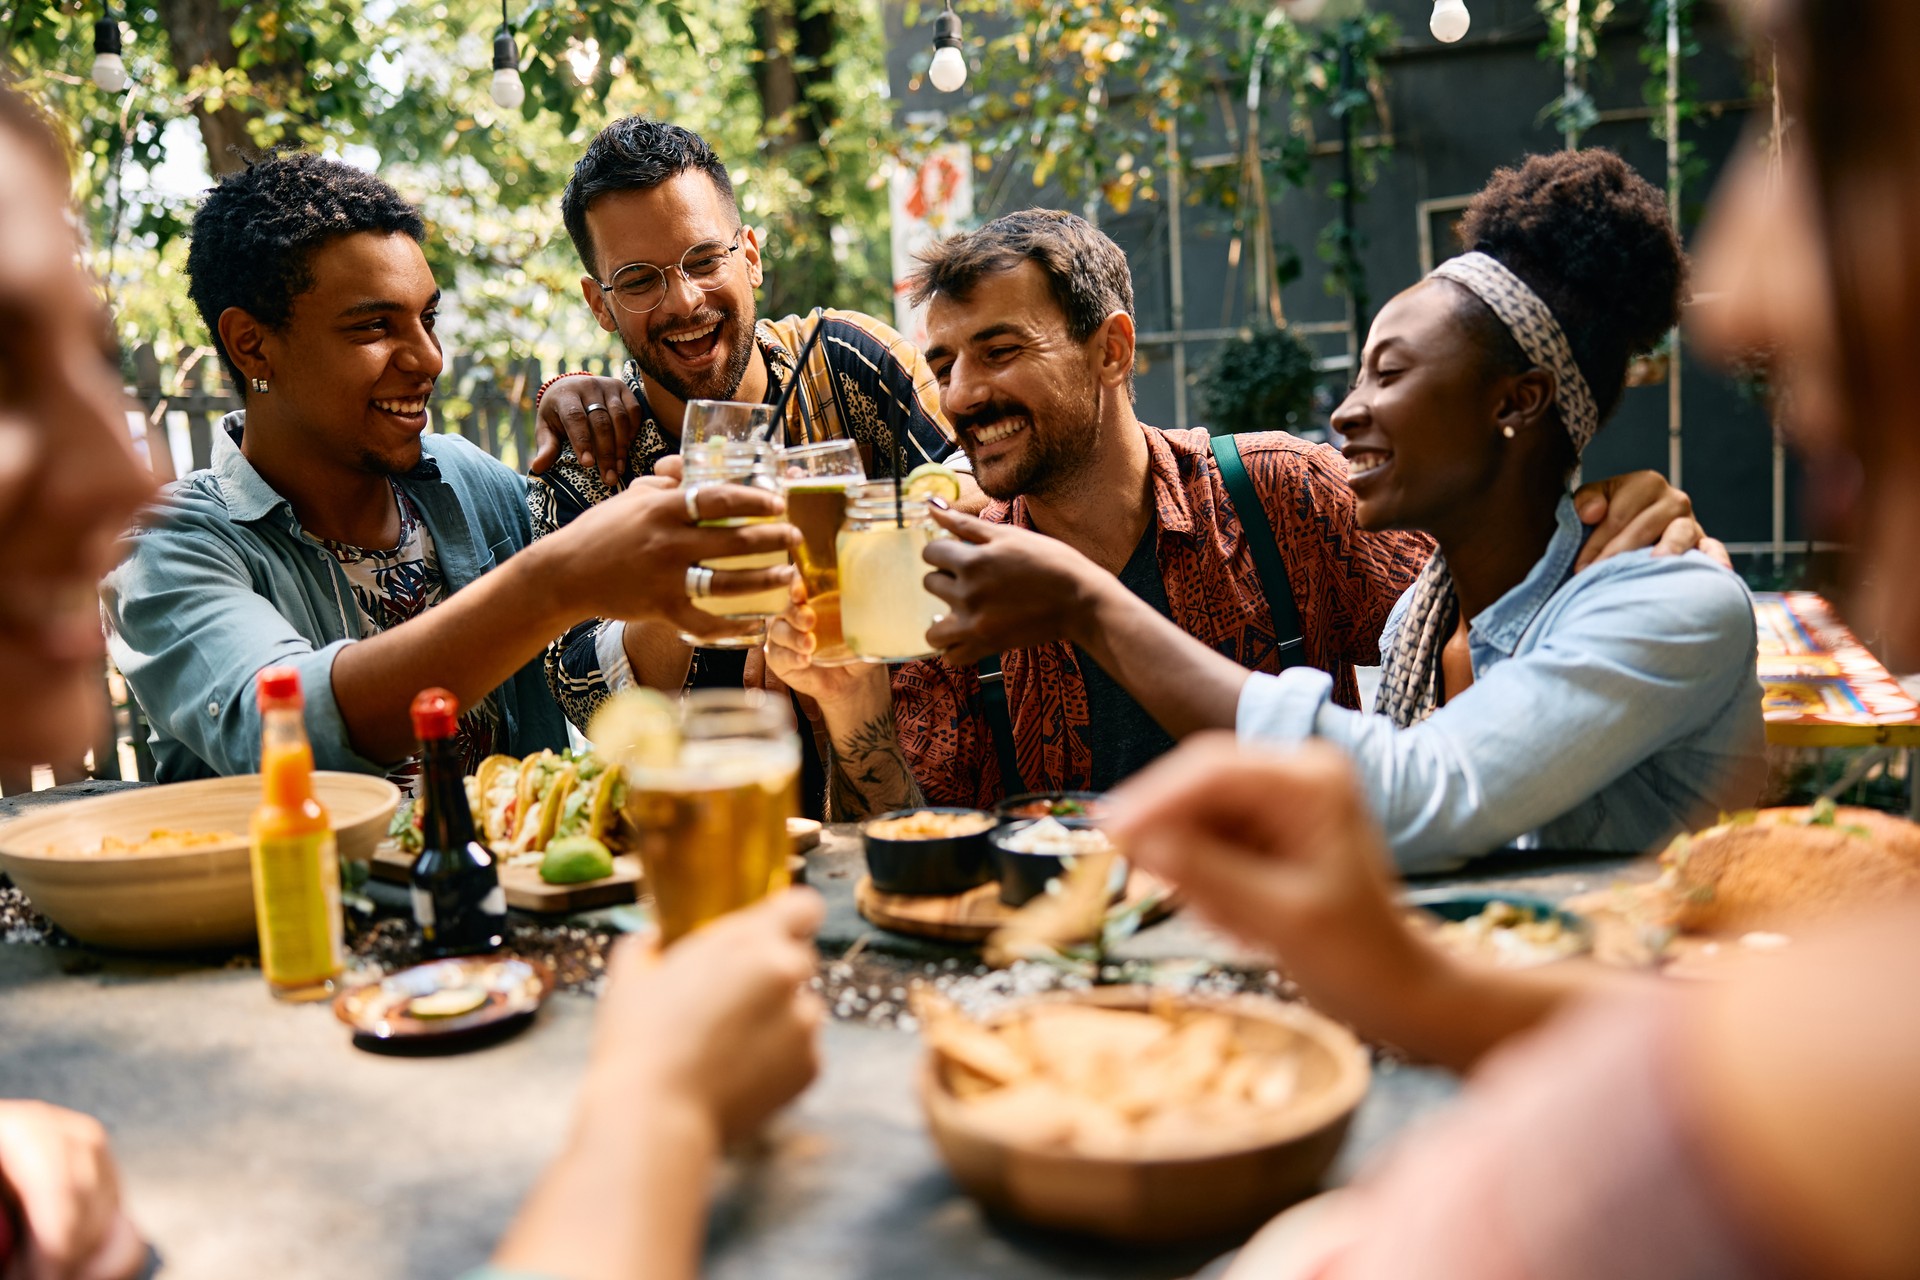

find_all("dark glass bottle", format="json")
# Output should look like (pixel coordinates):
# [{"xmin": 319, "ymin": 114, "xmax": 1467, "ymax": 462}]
[{"xmin": 408, "ymin": 688, "xmax": 506, "ymax": 958}]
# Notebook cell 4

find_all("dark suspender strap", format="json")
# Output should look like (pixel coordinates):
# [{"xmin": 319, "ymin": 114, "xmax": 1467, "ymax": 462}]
[
  {"xmin": 1211, "ymin": 433, "xmax": 1308, "ymax": 669},
  {"xmin": 976, "ymin": 655, "xmax": 1027, "ymax": 795}
]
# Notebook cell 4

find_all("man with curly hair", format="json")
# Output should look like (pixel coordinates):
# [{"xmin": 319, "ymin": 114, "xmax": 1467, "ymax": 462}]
[{"xmin": 102, "ymin": 153, "xmax": 798, "ymax": 792}]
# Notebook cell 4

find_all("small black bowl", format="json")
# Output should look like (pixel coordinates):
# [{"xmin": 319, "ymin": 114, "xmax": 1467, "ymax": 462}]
[
  {"xmin": 862, "ymin": 807, "xmax": 997, "ymax": 896},
  {"xmin": 988, "ymin": 817, "xmax": 1125, "ymax": 907},
  {"xmin": 994, "ymin": 790, "xmax": 1109, "ymax": 822}
]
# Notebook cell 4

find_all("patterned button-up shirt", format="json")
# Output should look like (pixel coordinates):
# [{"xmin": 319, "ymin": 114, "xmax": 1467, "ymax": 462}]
[
  {"xmin": 893, "ymin": 425, "xmax": 1433, "ymax": 807},
  {"xmin": 529, "ymin": 308, "xmax": 954, "ymax": 728}
]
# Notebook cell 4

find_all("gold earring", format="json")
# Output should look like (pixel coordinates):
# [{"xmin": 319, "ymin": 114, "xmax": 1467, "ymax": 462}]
[
  {"xmin": 251, "ymin": 377, "xmax": 270, "ymax": 394},
  {"xmin": 1501, "ymin": 424, "xmax": 1515, "ymax": 439}
]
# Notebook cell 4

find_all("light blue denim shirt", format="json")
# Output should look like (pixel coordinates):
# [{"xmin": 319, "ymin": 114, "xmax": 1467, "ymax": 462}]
[
  {"xmin": 1236, "ymin": 495, "xmax": 1766, "ymax": 870},
  {"xmin": 101, "ymin": 415, "xmax": 571, "ymax": 781}
]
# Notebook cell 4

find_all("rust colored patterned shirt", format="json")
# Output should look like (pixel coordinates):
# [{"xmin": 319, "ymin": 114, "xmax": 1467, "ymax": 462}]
[{"xmin": 892, "ymin": 425, "xmax": 1432, "ymax": 807}]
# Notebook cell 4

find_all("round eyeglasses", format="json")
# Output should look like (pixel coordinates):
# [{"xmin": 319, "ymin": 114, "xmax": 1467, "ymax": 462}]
[{"xmin": 595, "ymin": 229, "xmax": 745, "ymax": 316}]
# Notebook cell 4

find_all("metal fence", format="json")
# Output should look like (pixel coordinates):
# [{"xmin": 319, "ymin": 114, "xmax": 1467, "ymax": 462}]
[
  {"xmin": 125, "ymin": 343, "xmax": 612, "ymax": 475},
  {"xmin": 18, "ymin": 345, "xmax": 607, "ymax": 792}
]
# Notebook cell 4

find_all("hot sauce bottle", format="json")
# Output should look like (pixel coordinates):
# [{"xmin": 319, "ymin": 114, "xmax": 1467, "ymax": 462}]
[
  {"xmin": 249, "ymin": 667, "xmax": 345, "ymax": 1001},
  {"xmin": 408, "ymin": 688, "xmax": 506, "ymax": 958}
]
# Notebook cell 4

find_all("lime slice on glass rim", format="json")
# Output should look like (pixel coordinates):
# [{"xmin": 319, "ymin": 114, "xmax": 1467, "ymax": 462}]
[
  {"xmin": 903, "ymin": 463, "xmax": 962, "ymax": 504},
  {"xmin": 587, "ymin": 688, "xmax": 680, "ymax": 770}
]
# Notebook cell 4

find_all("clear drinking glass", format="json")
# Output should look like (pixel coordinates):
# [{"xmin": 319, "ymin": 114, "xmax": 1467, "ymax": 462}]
[
  {"xmin": 679, "ymin": 399, "xmax": 786, "ymax": 647},
  {"xmin": 622, "ymin": 689, "xmax": 801, "ymax": 945},
  {"xmin": 837, "ymin": 480, "xmax": 946, "ymax": 663},
  {"xmin": 780, "ymin": 439, "xmax": 866, "ymax": 667}
]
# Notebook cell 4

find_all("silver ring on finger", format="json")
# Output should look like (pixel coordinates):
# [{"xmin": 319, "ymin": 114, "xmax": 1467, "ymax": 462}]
[
  {"xmin": 685, "ymin": 565, "xmax": 715, "ymax": 599},
  {"xmin": 683, "ymin": 485, "xmax": 702, "ymax": 523},
  {"xmin": 584, "ymin": 402, "xmax": 607, "ymax": 414}
]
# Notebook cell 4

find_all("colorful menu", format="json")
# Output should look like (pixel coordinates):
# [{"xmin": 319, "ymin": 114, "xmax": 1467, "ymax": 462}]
[{"xmin": 1753, "ymin": 592, "xmax": 1920, "ymax": 745}]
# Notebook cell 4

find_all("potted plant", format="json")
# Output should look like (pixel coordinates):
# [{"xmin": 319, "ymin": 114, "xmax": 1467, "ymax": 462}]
[{"xmin": 1198, "ymin": 325, "xmax": 1321, "ymax": 437}]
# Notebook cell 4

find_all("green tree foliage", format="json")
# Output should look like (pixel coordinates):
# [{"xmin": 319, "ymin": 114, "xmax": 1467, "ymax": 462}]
[{"xmin": 1, "ymin": 0, "xmax": 897, "ymax": 377}]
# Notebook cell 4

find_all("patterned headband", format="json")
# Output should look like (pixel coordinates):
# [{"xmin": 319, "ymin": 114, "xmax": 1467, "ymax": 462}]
[{"xmin": 1429, "ymin": 251, "xmax": 1601, "ymax": 456}]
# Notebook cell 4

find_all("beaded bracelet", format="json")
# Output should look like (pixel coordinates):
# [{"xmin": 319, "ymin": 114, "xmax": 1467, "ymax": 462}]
[{"xmin": 534, "ymin": 370, "xmax": 592, "ymax": 408}]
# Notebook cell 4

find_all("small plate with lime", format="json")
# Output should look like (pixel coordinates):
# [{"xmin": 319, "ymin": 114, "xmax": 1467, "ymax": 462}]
[{"xmin": 334, "ymin": 954, "xmax": 554, "ymax": 1050}]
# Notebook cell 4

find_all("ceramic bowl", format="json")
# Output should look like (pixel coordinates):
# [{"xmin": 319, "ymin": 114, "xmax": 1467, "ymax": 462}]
[
  {"xmin": 0, "ymin": 773, "xmax": 399, "ymax": 951},
  {"xmin": 1402, "ymin": 889, "xmax": 1594, "ymax": 967},
  {"xmin": 919, "ymin": 986, "xmax": 1371, "ymax": 1243},
  {"xmin": 862, "ymin": 807, "xmax": 998, "ymax": 896},
  {"xmin": 993, "ymin": 791, "xmax": 1109, "ymax": 822},
  {"xmin": 989, "ymin": 817, "xmax": 1126, "ymax": 907}
]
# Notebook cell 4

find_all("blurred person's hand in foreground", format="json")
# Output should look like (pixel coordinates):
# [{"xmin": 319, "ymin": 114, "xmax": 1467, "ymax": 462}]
[
  {"xmin": 0, "ymin": 1101, "xmax": 148, "ymax": 1280},
  {"xmin": 584, "ymin": 888, "xmax": 826, "ymax": 1146},
  {"xmin": 489, "ymin": 889, "xmax": 824, "ymax": 1280},
  {"xmin": 1110, "ymin": 737, "xmax": 1608, "ymax": 1073}
]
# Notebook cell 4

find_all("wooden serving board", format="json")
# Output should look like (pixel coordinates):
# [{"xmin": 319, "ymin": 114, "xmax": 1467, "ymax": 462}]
[
  {"xmin": 372, "ymin": 841, "xmax": 645, "ymax": 914},
  {"xmin": 372, "ymin": 836, "xmax": 814, "ymax": 916},
  {"xmin": 855, "ymin": 869, "xmax": 1179, "ymax": 945}
]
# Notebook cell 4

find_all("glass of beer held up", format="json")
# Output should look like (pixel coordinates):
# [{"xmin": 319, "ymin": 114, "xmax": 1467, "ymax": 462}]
[
  {"xmin": 623, "ymin": 689, "xmax": 800, "ymax": 944},
  {"xmin": 779, "ymin": 438, "xmax": 865, "ymax": 666}
]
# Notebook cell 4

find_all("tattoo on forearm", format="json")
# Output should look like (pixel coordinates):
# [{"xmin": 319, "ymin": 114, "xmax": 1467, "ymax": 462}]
[{"xmin": 827, "ymin": 710, "xmax": 925, "ymax": 820}]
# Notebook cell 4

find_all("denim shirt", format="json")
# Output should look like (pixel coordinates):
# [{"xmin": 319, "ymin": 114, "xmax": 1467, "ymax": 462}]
[
  {"xmin": 1236, "ymin": 495, "xmax": 1766, "ymax": 870},
  {"xmin": 101, "ymin": 415, "xmax": 571, "ymax": 781}
]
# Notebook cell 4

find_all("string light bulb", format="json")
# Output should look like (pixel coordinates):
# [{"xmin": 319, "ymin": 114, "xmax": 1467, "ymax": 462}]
[
  {"xmin": 490, "ymin": 0, "xmax": 525, "ymax": 110},
  {"xmin": 929, "ymin": 2, "xmax": 967, "ymax": 94},
  {"xmin": 1429, "ymin": 0, "xmax": 1471, "ymax": 42},
  {"xmin": 91, "ymin": 10, "xmax": 128, "ymax": 92}
]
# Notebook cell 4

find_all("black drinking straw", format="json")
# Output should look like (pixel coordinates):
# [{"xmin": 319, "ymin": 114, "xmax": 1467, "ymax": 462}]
[{"xmin": 770, "ymin": 307, "xmax": 828, "ymax": 429}]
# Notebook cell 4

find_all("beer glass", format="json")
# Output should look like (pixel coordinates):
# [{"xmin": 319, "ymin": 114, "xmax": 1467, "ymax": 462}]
[
  {"xmin": 623, "ymin": 689, "xmax": 800, "ymax": 945},
  {"xmin": 780, "ymin": 439, "xmax": 865, "ymax": 666},
  {"xmin": 837, "ymin": 480, "xmax": 946, "ymax": 663},
  {"xmin": 679, "ymin": 400, "xmax": 786, "ymax": 647}
]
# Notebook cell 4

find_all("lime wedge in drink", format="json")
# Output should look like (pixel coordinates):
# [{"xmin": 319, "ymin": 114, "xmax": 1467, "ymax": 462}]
[
  {"xmin": 904, "ymin": 463, "xmax": 962, "ymax": 504},
  {"xmin": 587, "ymin": 688, "xmax": 680, "ymax": 769}
]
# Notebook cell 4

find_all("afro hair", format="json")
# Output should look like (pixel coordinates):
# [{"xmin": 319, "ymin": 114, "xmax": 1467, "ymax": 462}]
[
  {"xmin": 185, "ymin": 152, "xmax": 426, "ymax": 388},
  {"xmin": 1454, "ymin": 148, "xmax": 1684, "ymax": 425}
]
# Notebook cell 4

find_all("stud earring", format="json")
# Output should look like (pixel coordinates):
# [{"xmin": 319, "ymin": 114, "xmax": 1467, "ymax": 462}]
[
  {"xmin": 1501, "ymin": 424, "xmax": 1516, "ymax": 439},
  {"xmin": 250, "ymin": 377, "xmax": 270, "ymax": 394}
]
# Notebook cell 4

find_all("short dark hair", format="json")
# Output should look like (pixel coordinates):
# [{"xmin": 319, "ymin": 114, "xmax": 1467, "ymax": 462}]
[
  {"xmin": 1454, "ymin": 148, "xmax": 1683, "ymax": 425},
  {"xmin": 906, "ymin": 208, "xmax": 1135, "ymax": 345},
  {"xmin": 560, "ymin": 117, "xmax": 737, "ymax": 276},
  {"xmin": 186, "ymin": 152, "xmax": 426, "ymax": 387}
]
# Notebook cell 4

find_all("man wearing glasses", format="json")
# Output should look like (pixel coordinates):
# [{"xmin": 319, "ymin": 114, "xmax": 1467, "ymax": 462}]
[{"xmin": 527, "ymin": 117, "xmax": 975, "ymax": 741}]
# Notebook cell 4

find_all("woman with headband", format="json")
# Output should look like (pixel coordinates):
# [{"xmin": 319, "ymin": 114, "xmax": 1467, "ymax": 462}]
[{"xmin": 1228, "ymin": 149, "xmax": 1765, "ymax": 867}]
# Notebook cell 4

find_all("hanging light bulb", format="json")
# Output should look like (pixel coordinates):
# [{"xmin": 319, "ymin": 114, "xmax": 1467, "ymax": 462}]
[
  {"xmin": 491, "ymin": 0, "xmax": 525, "ymax": 110},
  {"xmin": 1429, "ymin": 0, "xmax": 1471, "ymax": 42},
  {"xmin": 929, "ymin": 2, "xmax": 967, "ymax": 94},
  {"xmin": 91, "ymin": 11, "xmax": 129, "ymax": 92}
]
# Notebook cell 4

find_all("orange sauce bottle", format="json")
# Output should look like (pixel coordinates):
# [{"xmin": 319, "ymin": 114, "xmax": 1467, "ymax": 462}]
[{"xmin": 249, "ymin": 667, "xmax": 344, "ymax": 1001}]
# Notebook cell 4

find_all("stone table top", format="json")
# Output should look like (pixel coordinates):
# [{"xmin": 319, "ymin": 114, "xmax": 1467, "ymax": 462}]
[{"xmin": 1, "ymin": 786, "xmax": 1637, "ymax": 1279}]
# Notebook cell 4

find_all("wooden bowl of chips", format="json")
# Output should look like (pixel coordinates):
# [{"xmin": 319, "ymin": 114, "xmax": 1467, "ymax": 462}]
[
  {"xmin": 917, "ymin": 986, "xmax": 1370, "ymax": 1243},
  {"xmin": 0, "ymin": 773, "xmax": 398, "ymax": 951}
]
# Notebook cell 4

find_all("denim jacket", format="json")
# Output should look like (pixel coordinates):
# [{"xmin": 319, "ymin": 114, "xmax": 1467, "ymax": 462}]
[
  {"xmin": 1236, "ymin": 495, "xmax": 1766, "ymax": 870},
  {"xmin": 101, "ymin": 415, "xmax": 571, "ymax": 781}
]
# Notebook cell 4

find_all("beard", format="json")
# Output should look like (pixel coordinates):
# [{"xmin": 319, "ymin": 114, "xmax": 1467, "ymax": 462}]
[
  {"xmin": 620, "ymin": 300, "xmax": 758, "ymax": 406},
  {"xmin": 951, "ymin": 381, "xmax": 1101, "ymax": 501}
]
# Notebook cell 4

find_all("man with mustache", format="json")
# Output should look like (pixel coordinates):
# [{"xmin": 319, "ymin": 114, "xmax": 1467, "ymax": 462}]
[
  {"xmin": 766, "ymin": 209, "xmax": 1711, "ymax": 817},
  {"xmin": 102, "ymin": 154, "xmax": 796, "ymax": 791},
  {"xmin": 525, "ymin": 117, "xmax": 977, "ymax": 725}
]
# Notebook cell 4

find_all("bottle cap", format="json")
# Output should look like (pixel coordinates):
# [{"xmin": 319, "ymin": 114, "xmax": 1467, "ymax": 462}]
[
  {"xmin": 410, "ymin": 688, "xmax": 460, "ymax": 741},
  {"xmin": 256, "ymin": 666, "xmax": 303, "ymax": 708}
]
